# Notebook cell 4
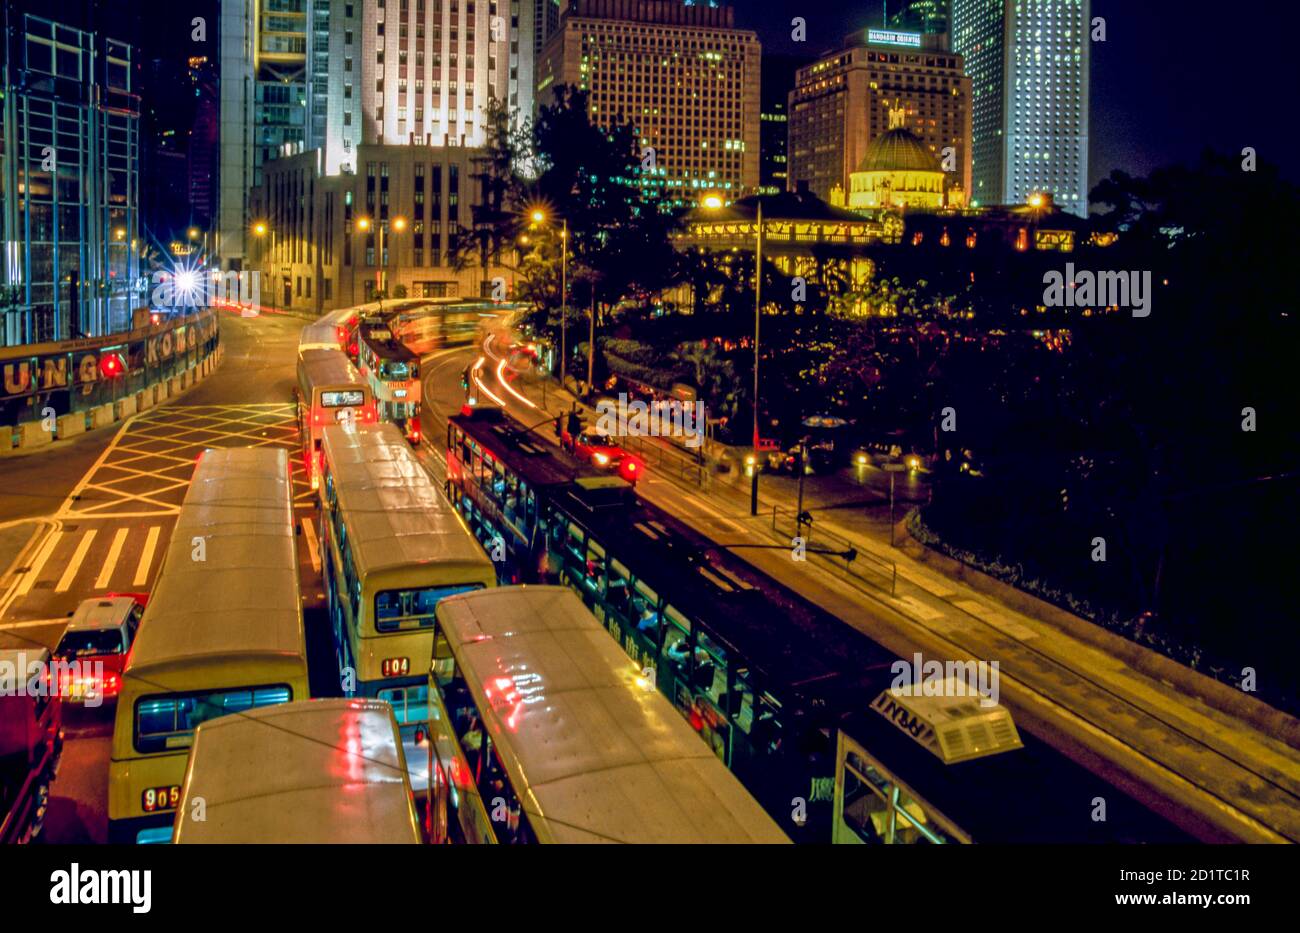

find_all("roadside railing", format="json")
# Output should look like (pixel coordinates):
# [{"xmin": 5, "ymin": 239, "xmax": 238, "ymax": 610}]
[{"xmin": 770, "ymin": 504, "xmax": 898, "ymax": 596}]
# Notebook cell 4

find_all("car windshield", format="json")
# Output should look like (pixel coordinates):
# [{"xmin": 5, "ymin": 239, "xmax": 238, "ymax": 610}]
[{"xmin": 58, "ymin": 629, "xmax": 124, "ymax": 657}]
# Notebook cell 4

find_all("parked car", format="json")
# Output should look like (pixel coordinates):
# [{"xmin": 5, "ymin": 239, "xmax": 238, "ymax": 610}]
[
  {"xmin": 0, "ymin": 646, "xmax": 63, "ymax": 843},
  {"xmin": 53, "ymin": 595, "xmax": 144, "ymax": 706}
]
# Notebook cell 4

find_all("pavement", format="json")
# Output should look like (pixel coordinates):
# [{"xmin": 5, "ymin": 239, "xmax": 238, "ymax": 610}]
[{"xmin": 428, "ymin": 329, "xmax": 1300, "ymax": 845}]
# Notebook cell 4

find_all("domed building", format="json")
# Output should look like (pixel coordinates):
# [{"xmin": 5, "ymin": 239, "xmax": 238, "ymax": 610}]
[{"xmin": 836, "ymin": 106, "xmax": 960, "ymax": 211}]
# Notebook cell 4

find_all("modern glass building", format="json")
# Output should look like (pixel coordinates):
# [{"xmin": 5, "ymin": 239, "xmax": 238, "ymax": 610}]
[
  {"xmin": 0, "ymin": 8, "xmax": 142, "ymax": 345},
  {"xmin": 951, "ymin": 0, "xmax": 1089, "ymax": 216}
]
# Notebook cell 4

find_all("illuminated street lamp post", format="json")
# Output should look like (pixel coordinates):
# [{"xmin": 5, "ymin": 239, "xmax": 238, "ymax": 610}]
[
  {"xmin": 701, "ymin": 193, "xmax": 763, "ymax": 515},
  {"xmin": 356, "ymin": 216, "xmax": 406, "ymax": 309},
  {"xmin": 530, "ymin": 209, "xmax": 569, "ymax": 391}
]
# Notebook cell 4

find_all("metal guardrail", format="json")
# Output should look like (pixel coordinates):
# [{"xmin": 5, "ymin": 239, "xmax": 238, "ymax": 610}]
[{"xmin": 770, "ymin": 504, "xmax": 898, "ymax": 596}]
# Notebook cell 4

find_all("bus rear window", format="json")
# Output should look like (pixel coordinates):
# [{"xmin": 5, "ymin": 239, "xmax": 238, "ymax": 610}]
[
  {"xmin": 321, "ymin": 390, "xmax": 365, "ymax": 407},
  {"xmin": 134, "ymin": 685, "xmax": 292, "ymax": 754},
  {"xmin": 375, "ymin": 584, "xmax": 485, "ymax": 632}
]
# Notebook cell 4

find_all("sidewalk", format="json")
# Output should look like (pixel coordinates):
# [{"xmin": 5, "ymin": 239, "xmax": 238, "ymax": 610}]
[{"xmin": 505, "ymin": 363, "xmax": 1300, "ymax": 843}]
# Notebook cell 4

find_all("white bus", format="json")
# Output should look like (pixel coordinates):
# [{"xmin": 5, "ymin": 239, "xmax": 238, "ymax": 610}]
[
  {"xmin": 108, "ymin": 447, "xmax": 309, "ymax": 844},
  {"xmin": 318, "ymin": 421, "xmax": 496, "ymax": 790},
  {"xmin": 298, "ymin": 307, "xmax": 360, "ymax": 355},
  {"xmin": 426, "ymin": 585, "xmax": 791, "ymax": 844},
  {"xmin": 296, "ymin": 348, "xmax": 376, "ymax": 489},
  {"xmin": 172, "ymin": 698, "xmax": 422, "ymax": 844}
]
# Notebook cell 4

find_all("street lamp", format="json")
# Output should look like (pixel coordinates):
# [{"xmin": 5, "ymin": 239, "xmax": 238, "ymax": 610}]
[
  {"xmin": 700, "ymin": 192, "xmax": 763, "ymax": 515},
  {"xmin": 355, "ymin": 215, "xmax": 406, "ymax": 306},
  {"xmin": 529, "ymin": 208, "xmax": 569, "ymax": 391}
]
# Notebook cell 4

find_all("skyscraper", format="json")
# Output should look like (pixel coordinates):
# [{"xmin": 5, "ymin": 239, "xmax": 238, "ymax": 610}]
[
  {"xmin": 887, "ymin": 0, "xmax": 949, "ymax": 40},
  {"xmin": 537, "ymin": 0, "xmax": 761, "ymax": 207},
  {"xmin": 951, "ymin": 0, "xmax": 1089, "ymax": 215}
]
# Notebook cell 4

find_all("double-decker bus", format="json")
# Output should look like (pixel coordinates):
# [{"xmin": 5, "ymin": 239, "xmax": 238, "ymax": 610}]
[
  {"xmin": 385, "ymin": 300, "xmax": 505, "ymax": 354},
  {"xmin": 108, "ymin": 447, "xmax": 309, "ymax": 844},
  {"xmin": 357, "ymin": 322, "xmax": 421, "ymax": 445},
  {"xmin": 318, "ymin": 421, "xmax": 496, "ymax": 790},
  {"xmin": 425, "ymin": 585, "xmax": 790, "ymax": 844},
  {"xmin": 296, "ymin": 348, "xmax": 376, "ymax": 488},
  {"xmin": 173, "ymin": 698, "xmax": 422, "ymax": 844}
]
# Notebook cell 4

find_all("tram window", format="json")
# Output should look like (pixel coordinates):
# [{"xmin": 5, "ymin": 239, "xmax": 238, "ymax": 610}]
[
  {"xmin": 606, "ymin": 560, "xmax": 632, "ymax": 616},
  {"xmin": 752, "ymin": 693, "xmax": 784, "ymax": 754},
  {"xmin": 503, "ymin": 472, "xmax": 520, "ymax": 522},
  {"xmin": 841, "ymin": 762, "xmax": 892, "ymax": 844},
  {"xmin": 492, "ymin": 459, "xmax": 507, "ymax": 502},
  {"xmin": 892, "ymin": 785, "xmax": 953, "ymax": 844},
  {"xmin": 524, "ymin": 488, "xmax": 536, "ymax": 531},
  {"xmin": 471, "ymin": 444, "xmax": 483, "ymax": 481},
  {"xmin": 631, "ymin": 579, "xmax": 661, "ymax": 639},
  {"xmin": 584, "ymin": 539, "xmax": 607, "ymax": 594},
  {"xmin": 660, "ymin": 605, "xmax": 691, "ymax": 676},
  {"xmin": 695, "ymin": 630, "xmax": 728, "ymax": 704},
  {"xmin": 731, "ymin": 669, "xmax": 755, "ymax": 732},
  {"xmin": 565, "ymin": 522, "xmax": 584, "ymax": 563}
]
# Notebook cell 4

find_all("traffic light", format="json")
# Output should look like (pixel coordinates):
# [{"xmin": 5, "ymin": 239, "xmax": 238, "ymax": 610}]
[{"xmin": 98, "ymin": 351, "xmax": 124, "ymax": 379}]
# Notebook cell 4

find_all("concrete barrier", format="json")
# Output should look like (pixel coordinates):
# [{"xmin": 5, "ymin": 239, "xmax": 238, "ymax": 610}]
[
  {"xmin": 56, "ymin": 412, "xmax": 86, "ymax": 439},
  {"xmin": 114, "ymin": 396, "xmax": 137, "ymax": 421},
  {"xmin": 168, "ymin": 376, "xmax": 180, "ymax": 397},
  {"xmin": 17, "ymin": 420, "xmax": 52, "ymax": 449},
  {"xmin": 89, "ymin": 403, "xmax": 114, "ymax": 429},
  {"xmin": 136, "ymin": 389, "xmax": 151, "ymax": 412}
]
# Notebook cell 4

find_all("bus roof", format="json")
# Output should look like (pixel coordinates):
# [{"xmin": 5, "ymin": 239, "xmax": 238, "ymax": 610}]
[
  {"xmin": 297, "ymin": 348, "xmax": 363, "ymax": 387},
  {"xmin": 436, "ymin": 586, "xmax": 791, "ymax": 844},
  {"xmin": 173, "ymin": 698, "xmax": 421, "ymax": 844},
  {"xmin": 123, "ymin": 447, "xmax": 305, "ymax": 684},
  {"xmin": 322, "ymin": 422, "xmax": 494, "ymax": 581}
]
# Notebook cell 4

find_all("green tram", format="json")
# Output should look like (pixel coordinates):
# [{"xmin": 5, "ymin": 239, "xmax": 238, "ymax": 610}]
[{"xmin": 446, "ymin": 405, "xmax": 895, "ymax": 840}]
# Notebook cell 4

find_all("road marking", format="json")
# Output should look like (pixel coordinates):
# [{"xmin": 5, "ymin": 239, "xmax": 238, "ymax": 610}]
[
  {"xmin": 55, "ymin": 530, "xmax": 98, "ymax": 592},
  {"xmin": 134, "ymin": 526, "xmax": 162, "ymax": 587},
  {"xmin": 301, "ymin": 517, "xmax": 321, "ymax": 573},
  {"xmin": 14, "ymin": 529, "xmax": 62, "ymax": 599},
  {"xmin": 0, "ymin": 618, "xmax": 67, "ymax": 631},
  {"xmin": 895, "ymin": 593, "xmax": 945, "ymax": 621},
  {"xmin": 94, "ymin": 528, "xmax": 131, "ymax": 589}
]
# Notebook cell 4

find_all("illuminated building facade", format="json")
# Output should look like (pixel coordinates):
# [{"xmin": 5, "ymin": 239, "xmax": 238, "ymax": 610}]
[
  {"xmin": 1, "ymin": 8, "xmax": 142, "ymax": 344},
  {"xmin": 248, "ymin": 144, "xmax": 510, "ymax": 313},
  {"xmin": 788, "ymin": 28, "xmax": 970, "ymax": 206},
  {"xmin": 951, "ymin": 0, "xmax": 1090, "ymax": 215},
  {"xmin": 537, "ymin": 0, "xmax": 761, "ymax": 207}
]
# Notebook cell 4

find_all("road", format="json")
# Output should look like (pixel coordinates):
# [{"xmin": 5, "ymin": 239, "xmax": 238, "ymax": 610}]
[{"xmin": 0, "ymin": 308, "xmax": 327, "ymax": 843}]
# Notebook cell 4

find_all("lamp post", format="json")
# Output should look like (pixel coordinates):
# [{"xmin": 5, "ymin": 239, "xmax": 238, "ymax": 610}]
[
  {"xmin": 356, "ymin": 215, "xmax": 406, "ymax": 309},
  {"xmin": 530, "ymin": 209, "xmax": 568, "ymax": 391},
  {"xmin": 700, "ymin": 193, "xmax": 763, "ymax": 515}
]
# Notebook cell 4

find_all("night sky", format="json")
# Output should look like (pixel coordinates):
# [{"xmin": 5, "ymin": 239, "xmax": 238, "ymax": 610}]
[{"xmin": 735, "ymin": 0, "xmax": 1300, "ymax": 189}]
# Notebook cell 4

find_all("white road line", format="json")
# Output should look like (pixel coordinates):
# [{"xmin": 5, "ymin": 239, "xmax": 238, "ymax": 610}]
[
  {"xmin": 55, "ymin": 530, "xmax": 98, "ymax": 593},
  {"xmin": 14, "ymin": 530, "xmax": 62, "ymax": 599},
  {"xmin": 134, "ymin": 526, "xmax": 162, "ymax": 587},
  {"xmin": 301, "ymin": 517, "xmax": 322, "ymax": 573},
  {"xmin": 95, "ymin": 528, "xmax": 131, "ymax": 590},
  {"xmin": 0, "ymin": 618, "xmax": 67, "ymax": 631}
]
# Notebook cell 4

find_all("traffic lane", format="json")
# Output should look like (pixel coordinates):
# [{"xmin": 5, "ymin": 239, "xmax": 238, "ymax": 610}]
[
  {"xmin": 45, "ymin": 711, "xmax": 111, "ymax": 844},
  {"xmin": 184, "ymin": 307, "xmax": 303, "ymax": 406},
  {"xmin": 0, "ymin": 427, "xmax": 119, "ymax": 525}
]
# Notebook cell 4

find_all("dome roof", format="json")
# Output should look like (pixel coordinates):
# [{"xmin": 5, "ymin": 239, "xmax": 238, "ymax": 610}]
[{"xmin": 858, "ymin": 127, "xmax": 942, "ymax": 173}]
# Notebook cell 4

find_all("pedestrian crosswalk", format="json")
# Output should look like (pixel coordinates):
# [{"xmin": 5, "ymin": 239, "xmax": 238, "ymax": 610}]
[{"xmin": 8, "ymin": 523, "xmax": 171, "ymax": 607}]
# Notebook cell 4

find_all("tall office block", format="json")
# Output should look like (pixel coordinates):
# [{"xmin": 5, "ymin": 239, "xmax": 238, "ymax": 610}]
[
  {"xmin": 0, "ymin": 7, "xmax": 141, "ymax": 344},
  {"xmin": 951, "ymin": 0, "xmax": 1089, "ymax": 215},
  {"xmin": 537, "ymin": 0, "xmax": 761, "ymax": 206}
]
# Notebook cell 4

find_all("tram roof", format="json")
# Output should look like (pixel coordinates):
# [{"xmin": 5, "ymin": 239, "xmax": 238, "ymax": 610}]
[
  {"xmin": 359, "ymin": 323, "xmax": 418, "ymax": 361},
  {"xmin": 451, "ymin": 405, "xmax": 603, "ymax": 489},
  {"xmin": 436, "ymin": 586, "xmax": 790, "ymax": 844},
  {"xmin": 125, "ymin": 447, "xmax": 305, "ymax": 679},
  {"xmin": 322, "ymin": 422, "xmax": 494, "ymax": 580},
  {"xmin": 173, "ymin": 698, "xmax": 421, "ymax": 844}
]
